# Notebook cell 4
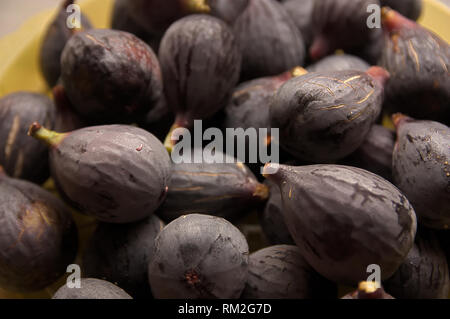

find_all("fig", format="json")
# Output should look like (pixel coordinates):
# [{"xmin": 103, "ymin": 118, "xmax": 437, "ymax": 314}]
[
  {"xmin": 0, "ymin": 168, "xmax": 77, "ymax": 292},
  {"xmin": 156, "ymin": 157, "xmax": 269, "ymax": 223},
  {"xmin": 28, "ymin": 123, "xmax": 172, "ymax": 224},
  {"xmin": 52, "ymin": 84, "xmax": 86, "ymax": 133},
  {"xmin": 391, "ymin": 114, "xmax": 450, "ymax": 229},
  {"xmin": 280, "ymin": 0, "xmax": 315, "ymax": 49},
  {"xmin": 379, "ymin": 8, "xmax": 450, "ymax": 124},
  {"xmin": 208, "ymin": 0, "xmax": 249, "ymax": 24},
  {"xmin": 148, "ymin": 214, "xmax": 249, "ymax": 299},
  {"xmin": 40, "ymin": 0, "xmax": 92, "ymax": 87},
  {"xmin": 310, "ymin": 0, "xmax": 383, "ymax": 64},
  {"xmin": 341, "ymin": 124, "xmax": 395, "ymax": 182},
  {"xmin": 139, "ymin": 95, "xmax": 174, "ymax": 142},
  {"xmin": 52, "ymin": 278, "xmax": 132, "ymax": 299},
  {"xmin": 83, "ymin": 215, "xmax": 164, "ymax": 298},
  {"xmin": 380, "ymin": 0, "xmax": 423, "ymax": 21},
  {"xmin": 61, "ymin": 29, "xmax": 163, "ymax": 123},
  {"xmin": 258, "ymin": 179, "xmax": 295, "ymax": 245},
  {"xmin": 306, "ymin": 54, "xmax": 371, "ymax": 73},
  {"xmin": 384, "ymin": 228, "xmax": 449, "ymax": 299},
  {"xmin": 0, "ymin": 92, "xmax": 55, "ymax": 184},
  {"xmin": 270, "ymin": 66, "xmax": 389, "ymax": 163},
  {"xmin": 233, "ymin": 0, "xmax": 305, "ymax": 80},
  {"xmin": 242, "ymin": 245, "xmax": 337, "ymax": 299},
  {"xmin": 341, "ymin": 281, "xmax": 394, "ymax": 299},
  {"xmin": 263, "ymin": 164, "xmax": 417, "ymax": 285},
  {"xmin": 159, "ymin": 15, "xmax": 241, "ymax": 151}
]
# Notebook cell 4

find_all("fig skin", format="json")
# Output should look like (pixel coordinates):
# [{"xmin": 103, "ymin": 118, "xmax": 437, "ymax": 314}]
[
  {"xmin": 392, "ymin": 115, "xmax": 450, "ymax": 229},
  {"xmin": 306, "ymin": 54, "xmax": 371, "ymax": 73},
  {"xmin": 379, "ymin": 8, "xmax": 450, "ymax": 125},
  {"xmin": 380, "ymin": 0, "xmax": 422, "ymax": 21},
  {"xmin": 280, "ymin": 0, "xmax": 315, "ymax": 49},
  {"xmin": 61, "ymin": 29, "xmax": 163, "ymax": 124},
  {"xmin": 383, "ymin": 228, "xmax": 449, "ymax": 299},
  {"xmin": 0, "ymin": 168, "xmax": 78, "ymax": 293},
  {"xmin": 270, "ymin": 67, "xmax": 389, "ymax": 163},
  {"xmin": 342, "ymin": 281, "xmax": 394, "ymax": 299},
  {"xmin": 156, "ymin": 158, "xmax": 269, "ymax": 223},
  {"xmin": 258, "ymin": 179, "xmax": 295, "ymax": 245},
  {"xmin": 40, "ymin": 0, "xmax": 92, "ymax": 87},
  {"xmin": 264, "ymin": 164, "xmax": 417, "ymax": 285},
  {"xmin": 341, "ymin": 124, "xmax": 395, "ymax": 182},
  {"xmin": 310, "ymin": 0, "xmax": 383, "ymax": 64},
  {"xmin": 148, "ymin": 214, "xmax": 249, "ymax": 299},
  {"xmin": 0, "ymin": 92, "xmax": 55, "ymax": 184},
  {"xmin": 28, "ymin": 124, "xmax": 172, "ymax": 224},
  {"xmin": 83, "ymin": 215, "xmax": 164, "ymax": 298},
  {"xmin": 208, "ymin": 0, "xmax": 249, "ymax": 24},
  {"xmin": 52, "ymin": 84, "xmax": 87, "ymax": 133},
  {"xmin": 233, "ymin": 0, "xmax": 305, "ymax": 80},
  {"xmin": 242, "ymin": 245, "xmax": 337, "ymax": 299},
  {"xmin": 52, "ymin": 278, "xmax": 132, "ymax": 299}
]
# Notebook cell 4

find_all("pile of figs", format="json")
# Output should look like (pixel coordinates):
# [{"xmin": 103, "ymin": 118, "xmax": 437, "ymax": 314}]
[{"xmin": 0, "ymin": 0, "xmax": 449, "ymax": 300}]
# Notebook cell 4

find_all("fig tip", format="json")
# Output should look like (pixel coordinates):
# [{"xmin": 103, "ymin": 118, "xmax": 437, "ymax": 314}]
[
  {"xmin": 27, "ymin": 122, "xmax": 42, "ymax": 137},
  {"xmin": 366, "ymin": 66, "xmax": 390, "ymax": 87},
  {"xmin": 392, "ymin": 113, "xmax": 412, "ymax": 129},
  {"xmin": 290, "ymin": 66, "xmax": 308, "ymax": 78},
  {"xmin": 358, "ymin": 281, "xmax": 380, "ymax": 294},
  {"xmin": 253, "ymin": 183, "xmax": 269, "ymax": 201}
]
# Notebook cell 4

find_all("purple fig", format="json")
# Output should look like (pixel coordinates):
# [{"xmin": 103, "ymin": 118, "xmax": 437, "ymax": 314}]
[
  {"xmin": 380, "ymin": 0, "xmax": 422, "ymax": 21},
  {"xmin": 307, "ymin": 54, "xmax": 370, "ymax": 73},
  {"xmin": 52, "ymin": 278, "xmax": 132, "ymax": 299},
  {"xmin": 280, "ymin": 0, "xmax": 315, "ymax": 48}
]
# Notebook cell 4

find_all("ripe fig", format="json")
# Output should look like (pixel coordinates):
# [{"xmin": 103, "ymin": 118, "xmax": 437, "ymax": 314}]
[
  {"xmin": 258, "ymin": 179, "xmax": 295, "ymax": 245},
  {"xmin": 392, "ymin": 114, "xmax": 450, "ymax": 229},
  {"xmin": 270, "ymin": 67, "xmax": 389, "ymax": 163},
  {"xmin": 40, "ymin": 0, "xmax": 92, "ymax": 87},
  {"xmin": 242, "ymin": 245, "xmax": 337, "ymax": 299},
  {"xmin": 341, "ymin": 124, "xmax": 395, "ymax": 182},
  {"xmin": 61, "ymin": 29, "xmax": 163, "ymax": 123},
  {"xmin": 263, "ymin": 164, "xmax": 417, "ymax": 285},
  {"xmin": 52, "ymin": 278, "xmax": 132, "ymax": 299},
  {"xmin": 148, "ymin": 214, "xmax": 249, "ymax": 298},
  {"xmin": 310, "ymin": 0, "xmax": 383, "ymax": 64},
  {"xmin": 0, "ymin": 92, "xmax": 55, "ymax": 184},
  {"xmin": 208, "ymin": 0, "xmax": 249, "ymax": 24},
  {"xmin": 28, "ymin": 123, "xmax": 172, "ymax": 224},
  {"xmin": 383, "ymin": 228, "xmax": 449, "ymax": 299},
  {"xmin": 379, "ymin": 8, "xmax": 450, "ymax": 124},
  {"xmin": 342, "ymin": 281, "xmax": 394, "ymax": 299},
  {"xmin": 380, "ymin": 0, "xmax": 422, "ymax": 21},
  {"xmin": 306, "ymin": 54, "xmax": 371, "ymax": 73},
  {"xmin": 233, "ymin": 0, "xmax": 305, "ymax": 80},
  {"xmin": 83, "ymin": 215, "xmax": 164, "ymax": 298},
  {"xmin": 280, "ymin": 0, "xmax": 314, "ymax": 49},
  {"xmin": 156, "ymin": 158, "xmax": 268, "ymax": 223},
  {"xmin": 52, "ymin": 84, "xmax": 86, "ymax": 133},
  {"xmin": 159, "ymin": 15, "xmax": 241, "ymax": 151},
  {"xmin": 0, "ymin": 168, "xmax": 77, "ymax": 292}
]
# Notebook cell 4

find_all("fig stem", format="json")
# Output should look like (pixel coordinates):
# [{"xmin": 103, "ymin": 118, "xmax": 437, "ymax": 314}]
[
  {"xmin": 253, "ymin": 184, "xmax": 269, "ymax": 201},
  {"xmin": 28, "ymin": 122, "xmax": 66, "ymax": 148},
  {"xmin": 186, "ymin": 0, "xmax": 211, "ymax": 13},
  {"xmin": 164, "ymin": 123, "xmax": 182, "ymax": 154},
  {"xmin": 0, "ymin": 165, "xmax": 5, "ymax": 177},
  {"xmin": 290, "ymin": 66, "xmax": 308, "ymax": 78}
]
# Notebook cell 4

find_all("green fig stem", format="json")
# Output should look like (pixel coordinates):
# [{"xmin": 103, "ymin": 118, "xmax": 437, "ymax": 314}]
[
  {"xmin": 164, "ymin": 123, "xmax": 182, "ymax": 154},
  {"xmin": 185, "ymin": 0, "xmax": 211, "ymax": 13},
  {"xmin": 28, "ymin": 122, "xmax": 66, "ymax": 148},
  {"xmin": 290, "ymin": 66, "xmax": 308, "ymax": 78}
]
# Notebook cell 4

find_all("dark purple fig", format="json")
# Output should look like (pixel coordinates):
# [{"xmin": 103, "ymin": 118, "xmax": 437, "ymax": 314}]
[
  {"xmin": 242, "ymin": 245, "xmax": 337, "ymax": 299},
  {"xmin": 156, "ymin": 158, "xmax": 269, "ymax": 223},
  {"xmin": 40, "ymin": 0, "xmax": 92, "ymax": 87},
  {"xmin": 380, "ymin": 8, "xmax": 450, "ymax": 125},
  {"xmin": 341, "ymin": 281, "xmax": 394, "ymax": 299},
  {"xmin": 61, "ymin": 29, "xmax": 163, "ymax": 123},
  {"xmin": 280, "ymin": 0, "xmax": 315, "ymax": 48},
  {"xmin": 392, "ymin": 114, "xmax": 450, "ymax": 229},
  {"xmin": 270, "ymin": 66, "xmax": 389, "ymax": 163},
  {"xmin": 208, "ymin": 0, "xmax": 249, "ymax": 24},
  {"xmin": 127, "ymin": 0, "xmax": 211, "ymax": 36},
  {"xmin": 341, "ymin": 124, "xmax": 395, "ymax": 182},
  {"xmin": 306, "ymin": 54, "xmax": 371, "ymax": 73},
  {"xmin": 52, "ymin": 84, "xmax": 86, "ymax": 133},
  {"xmin": 52, "ymin": 278, "xmax": 132, "ymax": 299},
  {"xmin": 258, "ymin": 179, "xmax": 295, "ymax": 245},
  {"xmin": 148, "ymin": 214, "xmax": 249, "ymax": 298},
  {"xmin": 159, "ymin": 15, "xmax": 241, "ymax": 151},
  {"xmin": 0, "ymin": 92, "xmax": 55, "ymax": 184},
  {"xmin": 233, "ymin": 0, "xmax": 305, "ymax": 80},
  {"xmin": 263, "ymin": 164, "xmax": 417, "ymax": 285},
  {"xmin": 0, "ymin": 168, "xmax": 77, "ymax": 292},
  {"xmin": 380, "ymin": 0, "xmax": 422, "ymax": 20},
  {"xmin": 83, "ymin": 215, "xmax": 164, "ymax": 298},
  {"xmin": 310, "ymin": 0, "xmax": 383, "ymax": 64},
  {"xmin": 383, "ymin": 228, "xmax": 449, "ymax": 299},
  {"xmin": 28, "ymin": 123, "xmax": 172, "ymax": 224},
  {"xmin": 139, "ymin": 95, "xmax": 174, "ymax": 142},
  {"xmin": 111, "ymin": 0, "xmax": 161, "ymax": 52}
]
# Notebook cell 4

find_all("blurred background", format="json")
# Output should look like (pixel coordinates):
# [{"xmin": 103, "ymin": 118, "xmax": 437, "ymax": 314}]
[{"xmin": 0, "ymin": 0, "xmax": 449, "ymax": 37}]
